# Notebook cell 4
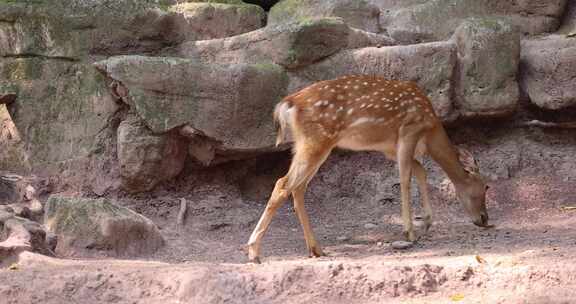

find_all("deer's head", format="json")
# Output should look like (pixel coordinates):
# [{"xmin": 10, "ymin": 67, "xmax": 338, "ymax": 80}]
[{"xmin": 456, "ymin": 147, "xmax": 490, "ymax": 227}]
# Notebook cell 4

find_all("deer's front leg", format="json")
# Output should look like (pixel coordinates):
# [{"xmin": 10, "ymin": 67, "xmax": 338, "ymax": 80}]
[
  {"xmin": 412, "ymin": 160, "xmax": 433, "ymax": 233},
  {"xmin": 247, "ymin": 177, "xmax": 290, "ymax": 263}
]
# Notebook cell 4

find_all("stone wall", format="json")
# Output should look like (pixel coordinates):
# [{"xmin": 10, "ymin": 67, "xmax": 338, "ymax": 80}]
[{"xmin": 1, "ymin": 0, "xmax": 575, "ymax": 193}]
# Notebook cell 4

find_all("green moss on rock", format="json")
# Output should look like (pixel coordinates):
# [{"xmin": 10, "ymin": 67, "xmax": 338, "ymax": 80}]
[{"xmin": 45, "ymin": 196, "xmax": 164, "ymax": 256}]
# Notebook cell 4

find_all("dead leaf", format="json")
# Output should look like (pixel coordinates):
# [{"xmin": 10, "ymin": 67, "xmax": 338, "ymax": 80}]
[
  {"xmin": 8, "ymin": 264, "xmax": 18, "ymax": 271},
  {"xmin": 450, "ymin": 293, "xmax": 465, "ymax": 301},
  {"xmin": 559, "ymin": 206, "xmax": 576, "ymax": 211},
  {"xmin": 475, "ymin": 255, "xmax": 487, "ymax": 264}
]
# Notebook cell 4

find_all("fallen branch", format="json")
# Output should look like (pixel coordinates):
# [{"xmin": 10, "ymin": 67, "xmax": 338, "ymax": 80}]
[
  {"xmin": 515, "ymin": 120, "xmax": 576, "ymax": 129},
  {"xmin": 177, "ymin": 198, "xmax": 188, "ymax": 226}
]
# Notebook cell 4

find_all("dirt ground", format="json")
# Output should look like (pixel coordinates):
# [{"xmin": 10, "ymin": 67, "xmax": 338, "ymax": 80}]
[{"xmin": 1, "ymin": 126, "xmax": 576, "ymax": 304}]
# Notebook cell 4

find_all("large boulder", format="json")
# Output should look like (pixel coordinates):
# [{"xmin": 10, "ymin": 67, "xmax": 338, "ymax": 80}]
[
  {"xmin": 44, "ymin": 196, "xmax": 164, "ymax": 257},
  {"xmin": 0, "ymin": 207, "xmax": 52, "ymax": 258},
  {"xmin": 558, "ymin": 0, "xmax": 576, "ymax": 34},
  {"xmin": 453, "ymin": 18, "xmax": 520, "ymax": 117},
  {"xmin": 0, "ymin": 59, "xmax": 119, "ymax": 169},
  {"xmin": 1, "ymin": 106, "xmax": 29, "ymax": 172},
  {"xmin": 117, "ymin": 115, "xmax": 187, "ymax": 193},
  {"xmin": 179, "ymin": 18, "xmax": 355, "ymax": 69},
  {"xmin": 0, "ymin": 174, "xmax": 25, "ymax": 205},
  {"xmin": 521, "ymin": 36, "xmax": 576, "ymax": 110},
  {"xmin": 95, "ymin": 55, "xmax": 288, "ymax": 151},
  {"xmin": 384, "ymin": 0, "xmax": 567, "ymax": 44},
  {"xmin": 268, "ymin": 0, "xmax": 381, "ymax": 33},
  {"xmin": 0, "ymin": 1, "xmax": 185, "ymax": 58},
  {"xmin": 169, "ymin": 2, "xmax": 265, "ymax": 41},
  {"xmin": 287, "ymin": 42, "xmax": 457, "ymax": 121}
]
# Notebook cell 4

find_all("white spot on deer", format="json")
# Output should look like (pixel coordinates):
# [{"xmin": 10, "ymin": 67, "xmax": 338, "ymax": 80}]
[
  {"xmin": 353, "ymin": 85, "xmax": 360, "ymax": 90},
  {"xmin": 350, "ymin": 117, "xmax": 376, "ymax": 127},
  {"xmin": 347, "ymin": 108, "xmax": 354, "ymax": 115}
]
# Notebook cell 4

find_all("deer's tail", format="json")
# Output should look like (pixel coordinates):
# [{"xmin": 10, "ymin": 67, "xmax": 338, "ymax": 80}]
[{"xmin": 273, "ymin": 99, "xmax": 294, "ymax": 146}]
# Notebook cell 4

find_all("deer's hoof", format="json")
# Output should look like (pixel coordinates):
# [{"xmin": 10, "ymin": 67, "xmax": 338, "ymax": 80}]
[
  {"xmin": 248, "ymin": 256, "xmax": 262, "ymax": 264},
  {"xmin": 309, "ymin": 246, "xmax": 326, "ymax": 258},
  {"xmin": 403, "ymin": 230, "xmax": 417, "ymax": 242}
]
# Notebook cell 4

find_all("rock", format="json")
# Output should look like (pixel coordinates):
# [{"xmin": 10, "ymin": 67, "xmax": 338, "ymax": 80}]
[
  {"xmin": 559, "ymin": 0, "xmax": 576, "ymax": 34},
  {"xmin": 268, "ymin": 0, "xmax": 381, "ymax": 32},
  {"xmin": 0, "ymin": 174, "xmax": 24, "ymax": 205},
  {"xmin": 23, "ymin": 185, "xmax": 36, "ymax": 201},
  {"xmin": 391, "ymin": 240, "xmax": 414, "ymax": 250},
  {"xmin": 0, "ymin": 105, "xmax": 28, "ymax": 172},
  {"xmin": 364, "ymin": 223, "xmax": 377, "ymax": 229},
  {"xmin": 385, "ymin": 0, "xmax": 567, "ymax": 44},
  {"xmin": 169, "ymin": 2, "xmax": 265, "ymax": 41},
  {"xmin": 179, "ymin": 17, "xmax": 350, "ymax": 69},
  {"xmin": 44, "ymin": 196, "xmax": 164, "ymax": 257},
  {"xmin": 117, "ymin": 115, "xmax": 188, "ymax": 193},
  {"xmin": 521, "ymin": 36, "xmax": 576, "ymax": 110},
  {"xmin": 0, "ymin": 58, "xmax": 119, "ymax": 169},
  {"xmin": 288, "ymin": 41, "xmax": 457, "ymax": 121},
  {"xmin": 0, "ymin": 1, "xmax": 184, "ymax": 59},
  {"xmin": 347, "ymin": 27, "xmax": 395, "ymax": 49},
  {"xmin": 95, "ymin": 55, "xmax": 288, "ymax": 151},
  {"xmin": 0, "ymin": 206, "xmax": 53, "ymax": 257},
  {"xmin": 454, "ymin": 18, "xmax": 520, "ymax": 117}
]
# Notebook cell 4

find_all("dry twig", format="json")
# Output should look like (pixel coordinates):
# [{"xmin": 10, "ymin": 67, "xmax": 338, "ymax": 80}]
[{"xmin": 177, "ymin": 198, "xmax": 188, "ymax": 226}]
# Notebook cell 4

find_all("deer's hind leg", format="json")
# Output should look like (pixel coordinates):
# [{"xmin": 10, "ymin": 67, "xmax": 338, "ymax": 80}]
[
  {"xmin": 247, "ymin": 140, "xmax": 333, "ymax": 263},
  {"xmin": 412, "ymin": 160, "xmax": 433, "ymax": 233}
]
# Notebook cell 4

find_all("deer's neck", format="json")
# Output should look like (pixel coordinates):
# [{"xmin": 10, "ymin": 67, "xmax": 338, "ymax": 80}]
[{"xmin": 426, "ymin": 126, "xmax": 470, "ymax": 188}]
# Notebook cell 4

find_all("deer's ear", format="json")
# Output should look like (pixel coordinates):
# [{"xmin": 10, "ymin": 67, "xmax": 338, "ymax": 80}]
[{"xmin": 456, "ymin": 146, "xmax": 480, "ymax": 175}]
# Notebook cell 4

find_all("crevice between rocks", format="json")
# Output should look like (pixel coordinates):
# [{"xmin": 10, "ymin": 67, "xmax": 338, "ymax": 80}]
[{"xmin": 2, "ymin": 54, "xmax": 79, "ymax": 62}]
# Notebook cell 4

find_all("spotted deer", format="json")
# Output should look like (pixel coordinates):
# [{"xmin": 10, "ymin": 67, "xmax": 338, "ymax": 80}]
[{"xmin": 247, "ymin": 75, "xmax": 489, "ymax": 263}]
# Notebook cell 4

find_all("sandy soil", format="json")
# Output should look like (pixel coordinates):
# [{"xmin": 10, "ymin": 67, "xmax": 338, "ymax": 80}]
[{"xmin": 1, "ymin": 127, "xmax": 576, "ymax": 304}]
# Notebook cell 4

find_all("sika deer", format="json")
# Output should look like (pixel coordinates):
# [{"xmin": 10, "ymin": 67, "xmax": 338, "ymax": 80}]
[{"xmin": 247, "ymin": 75, "xmax": 489, "ymax": 263}]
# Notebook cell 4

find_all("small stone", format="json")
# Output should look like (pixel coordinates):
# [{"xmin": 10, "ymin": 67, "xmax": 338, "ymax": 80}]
[
  {"xmin": 391, "ymin": 240, "xmax": 414, "ymax": 250},
  {"xmin": 413, "ymin": 220, "xmax": 426, "ymax": 228},
  {"xmin": 364, "ymin": 223, "xmax": 377, "ymax": 229},
  {"xmin": 24, "ymin": 185, "xmax": 36, "ymax": 201}
]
